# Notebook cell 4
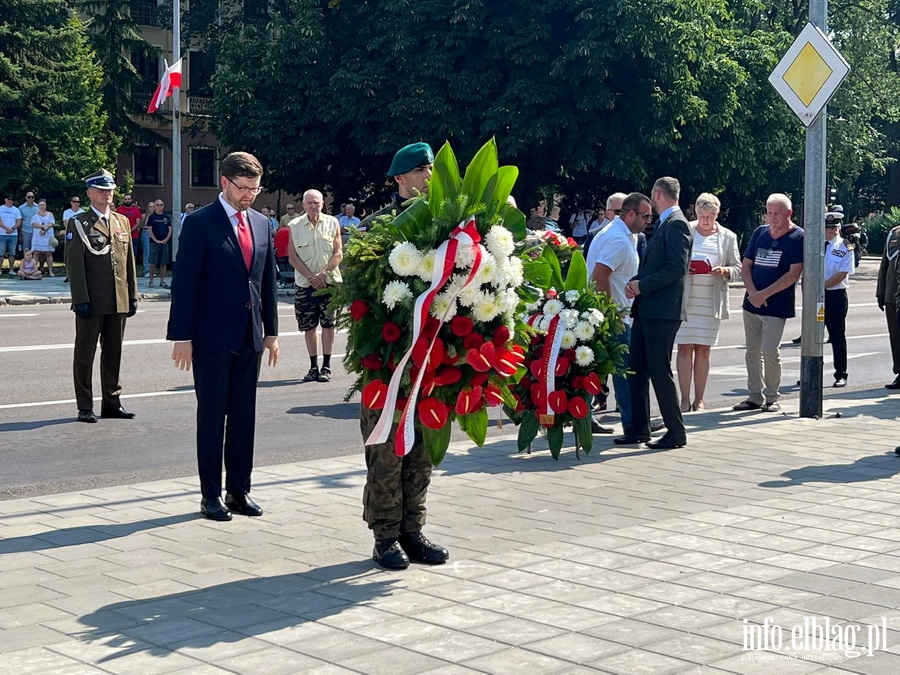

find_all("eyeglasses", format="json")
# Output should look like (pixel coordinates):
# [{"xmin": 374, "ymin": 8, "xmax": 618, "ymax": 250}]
[
  {"xmin": 154, "ymin": 202, "xmax": 164, "ymax": 206},
  {"xmin": 226, "ymin": 176, "xmax": 264, "ymax": 195},
  {"xmin": 286, "ymin": 206, "xmax": 295, "ymax": 210},
  {"xmin": 71, "ymin": 200, "xmax": 80, "ymax": 203},
  {"xmin": 26, "ymin": 195, "xmax": 34, "ymax": 199},
  {"xmin": 627, "ymin": 209, "xmax": 653, "ymax": 220},
  {"xmin": 611, "ymin": 209, "xmax": 622, "ymax": 215}
]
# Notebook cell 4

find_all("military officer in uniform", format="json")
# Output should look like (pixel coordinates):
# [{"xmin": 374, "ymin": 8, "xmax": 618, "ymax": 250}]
[
  {"xmin": 877, "ymin": 223, "xmax": 900, "ymax": 390},
  {"xmin": 64, "ymin": 170, "xmax": 138, "ymax": 423},
  {"xmin": 359, "ymin": 142, "xmax": 448, "ymax": 570}
]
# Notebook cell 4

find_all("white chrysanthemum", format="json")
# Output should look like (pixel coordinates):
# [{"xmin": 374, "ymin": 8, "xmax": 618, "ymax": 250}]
[
  {"xmin": 583, "ymin": 308, "xmax": 605, "ymax": 326},
  {"xmin": 537, "ymin": 314, "xmax": 553, "ymax": 332},
  {"xmin": 418, "ymin": 249, "xmax": 436, "ymax": 282},
  {"xmin": 455, "ymin": 242, "xmax": 477, "ymax": 269},
  {"xmin": 543, "ymin": 298, "xmax": 564, "ymax": 316},
  {"xmin": 485, "ymin": 225, "xmax": 515, "ymax": 259},
  {"xmin": 565, "ymin": 290, "xmax": 580, "ymax": 303},
  {"xmin": 575, "ymin": 345, "xmax": 595, "ymax": 367},
  {"xmin": 383, "ymin": 280, "xmax": 413, "ymax": 310},
  {"xmin": 506, "ymin": 256, "xmax": 524, "ymax": 288},
  {"xmin": 473, "ymin": 292, "xmax": 502, "ymax": 322},
  {"xmin": 574, "ymin": 321, "xmax": 595, "ymax": 341},
  {"xmin": 389, "ymin": 242, "xmax": 422, "ymax": 277},
  {"xmin": 560, "ymin": 330, "xmax": 577, "ymax": 349},
  {"xmin": 458, "ymin": 283, "xmax": 483, "ymax": 308},
  {"xmin": 444, "ymin": 273, "xmax": 468, "ymax": 297},
  {"xmin": 490, "ymin": 260, "xmax": 510, "ymax": 288},
  {"xmin": 475, "ymin": 251, "xmax": 497, "ymax": 286},
  {"xmin": 430, "ymin": 289, "xmax": 458, "ymax": 320},
  {"xmin": 524, "ymin": 301, "xmax": 540, "ymax": 314},
  {"xmin": 559, "ymin": 309, "xmax": 580, "ymax": 329},
  {"xmin": 500, "ymin": 288, "xmax": 519, "ymax": 315}
]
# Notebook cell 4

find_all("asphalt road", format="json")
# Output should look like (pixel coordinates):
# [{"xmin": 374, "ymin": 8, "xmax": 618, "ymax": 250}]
[{"xmin": 0, "ymin": 257, "xmax": 895, "ymax": 499}]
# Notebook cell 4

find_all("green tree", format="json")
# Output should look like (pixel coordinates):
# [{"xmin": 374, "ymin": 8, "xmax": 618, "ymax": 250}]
[{"xmin": 0, "ymin": 0, "xmax": 116, "ymax": 200}]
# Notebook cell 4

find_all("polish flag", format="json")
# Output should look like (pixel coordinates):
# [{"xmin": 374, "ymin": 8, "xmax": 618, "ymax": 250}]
[{"xmin": 147, "ymin": 59, "xmax": 183, "ymax": 114}]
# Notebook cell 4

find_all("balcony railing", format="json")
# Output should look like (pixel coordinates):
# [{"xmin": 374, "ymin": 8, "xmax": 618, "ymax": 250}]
[
  {"xmin": 131, "ymin": 4, "xmax": 161, "ymax": 26},
  {"xmin": 187, "ymin": 96, "xmax": 215, "ymax": 116}
]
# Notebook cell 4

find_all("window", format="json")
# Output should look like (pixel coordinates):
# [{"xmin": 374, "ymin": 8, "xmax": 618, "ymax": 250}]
[
  {"xmin": 244, "ymin": 0, "xmax": 269, "ymax": 23},
  {"xmin": 131, "ymin": 47, "xmax": 160, "ymax": 86},
  {"xmin": 190, "ymin": 147, "xmax": 217, "ymax": 187},
  {"xmin": 131, "ymin": 0, "xmax": 159, "ymax": 26},
  {"xmin": 188, "ymin": 50, "xmax": 215, "ymax": 96},
  {"xmin": 134, "ymin": 147, "xmax": 162, "ymax": 185}
]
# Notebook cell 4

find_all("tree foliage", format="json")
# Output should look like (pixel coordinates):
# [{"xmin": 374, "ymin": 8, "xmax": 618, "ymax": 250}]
[
  {"xmin": 185, "ymin": 0, "xmax": 900, "ymax": 217},
  {"xmin": 0, "ymin": 0, "xmax": 116, "ymax": 199}
]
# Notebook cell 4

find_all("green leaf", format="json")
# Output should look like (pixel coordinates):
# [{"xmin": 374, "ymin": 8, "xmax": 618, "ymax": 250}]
[
  {"xmin": 547, "ymin": 422, "xmax": 564, "ymax": 460},
  {"xmin": 458, "ymin": 407, "xmax": 488, "ymax": 447},
  {"xmin": 500, "ymin": 205, "xmax": 527, "ymax": 241},
  {"xmin": 522, "ymin": 259, "xmax": 552, "ymax": 289},
  {"xmin": 429, "ymin": 142, "xmax": 461, "ymax": 218},
  {"xmin": 391, "ymin": 199, "xmax": 431, "ymax": 240},
  {"xmin": 573, "ymin": 416, "xmax": 593, "ymax": 455},
  {"xmin": 540, "ymin": 246, "xmax": 565, "ymax": 291},
  {"xmin": 483, "ymin": 165, "xmax": 519, "ymax": 220},
  {"xmin": 421, "ymin": 420, "xmax": 452, "ymax": 467},
  {"xmin": 517, "ymin": 282, "xmax": 544, "ymax": 303},
  {"xmin": 517, "ymin": 413, "xmax": 540, "ymax": 452},
  {"xmin": 460, "ymin": 138, "xmax": 499, "ymax": 211},
  {"xmin": 564, "ymin": 251, "xmax": 588, "ymax": 292}
]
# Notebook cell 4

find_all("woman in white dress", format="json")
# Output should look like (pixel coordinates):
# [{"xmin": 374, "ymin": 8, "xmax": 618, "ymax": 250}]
[
  {"xmin": 29, "ymin": 199, "xmax": 56, "ymax": 276},
  {"xmin": 675, "ymin": 193, "xmax": 741, "ymax": 411}
]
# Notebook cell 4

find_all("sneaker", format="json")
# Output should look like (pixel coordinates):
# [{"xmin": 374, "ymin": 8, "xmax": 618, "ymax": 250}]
[
  {"xmin": 834, "ymin": 378, "xmax": 847, "ymax": 388},
  {"xmin": 143, "ymin": 271, "xmax": 150, "ymax": 278},
  {"xmin": 317, "ymin": 367, "xmax": 331, "ymax": 382},
  {"xmin": 302, "ymin": 367, "xmax": 320, "ymax": 383}
]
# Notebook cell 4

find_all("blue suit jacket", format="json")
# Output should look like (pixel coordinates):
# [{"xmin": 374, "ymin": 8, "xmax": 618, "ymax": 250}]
[{"xmin": 166, "ymin": 199, "xmax": 278, "ymax": 352}]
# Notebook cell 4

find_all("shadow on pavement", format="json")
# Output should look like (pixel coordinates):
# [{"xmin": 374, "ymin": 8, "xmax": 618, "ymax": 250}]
[
  {"xmin": 76, "ymin": 561, "xmax": 395, "ymax": 662},
  {"xmin": 286, "ymin": 402, "xmax": 359, "ymax": 420},
  {"xmin": 0, "ymin": 513, "xmax": 198, "ymax": 553},
  {"xmin": 759, "ymin": 452, "xmax": 900, "ymax": 488},
  {"xmin": 0, "ymin": 417, "xmax": 78, "ymax": 432}
]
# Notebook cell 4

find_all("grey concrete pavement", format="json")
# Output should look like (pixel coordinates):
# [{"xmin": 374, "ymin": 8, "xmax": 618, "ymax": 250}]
[{"xmin": 2, "ymin": 389, "xmax": 900, "ymax": 673}]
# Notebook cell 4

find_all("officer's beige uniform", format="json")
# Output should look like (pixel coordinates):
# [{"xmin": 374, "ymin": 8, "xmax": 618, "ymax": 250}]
[
  {"xmin": 876, "ymin": 225, "xmax": 900, "ymax": 377},
  {"xmin": 64, "ymin": 209, "xmax": 137, "ymax": 411}
]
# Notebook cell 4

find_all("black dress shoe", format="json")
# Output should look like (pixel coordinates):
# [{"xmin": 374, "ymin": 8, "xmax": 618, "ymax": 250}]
[
  {"xmin": 100, "ymin": 406, "xmax": 135, "ymax": 419},
  {"xmin": 399, "ymin": 531, "xmax": 449, "ymax": 565},
  {"xmin": 646, "ymin": 436, "xmax": 686, "ymax": 450},
  {"xmin": 613, "ymin": 434, "xmax": 650, "ymax": 445},
  {"xmin": 200, "ymin": 497, "xmax": 232, "ymax": 521},
  {"xmin": 886, "ymin": 376, "xmax": 900, "ymax": 390},
  {"xmin": 591, "ymin": 418, "xmax": 614, "ymax": 434},
  {"xmin": 373, "ymin": 539, "xmax": 409, "ymax": 570},
  {"xmin": 224, "ymin": 493, "xmax": 263, "ymax": 517},
  {"xmin": 77, "ymin": 409, "xmax": 97, "ymax": 423}
]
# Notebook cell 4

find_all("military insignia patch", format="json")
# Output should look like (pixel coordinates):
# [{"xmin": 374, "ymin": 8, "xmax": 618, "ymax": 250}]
[{"xmin": 66, "ymin": 232, "xmax": 74, "ymax": 240}]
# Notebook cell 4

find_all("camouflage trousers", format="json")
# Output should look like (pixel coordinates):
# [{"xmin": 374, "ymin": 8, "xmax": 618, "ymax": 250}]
[{"xmin": 360, "ymin": 404, "xmax": 432, "ymax": 541}]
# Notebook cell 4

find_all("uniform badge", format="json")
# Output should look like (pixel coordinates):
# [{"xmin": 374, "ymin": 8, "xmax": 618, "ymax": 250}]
[{"xmin": 66, "ymin": 232, "xmax": 73, "ymax": 240}]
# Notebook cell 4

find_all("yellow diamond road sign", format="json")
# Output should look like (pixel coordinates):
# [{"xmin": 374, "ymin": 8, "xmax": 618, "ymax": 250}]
[{"xmin": 769, "ymin": 22, "xmax": 850, "ymax": 127}]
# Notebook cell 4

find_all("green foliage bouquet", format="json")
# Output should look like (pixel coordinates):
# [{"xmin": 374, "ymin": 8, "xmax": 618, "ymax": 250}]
[
  {"xmin": 330, "ymin": 139, "xmax": 532, "ymax": 466},
  {"xmin": 504, "ymin": 248, "xmax": 628, "ymax": 459}
]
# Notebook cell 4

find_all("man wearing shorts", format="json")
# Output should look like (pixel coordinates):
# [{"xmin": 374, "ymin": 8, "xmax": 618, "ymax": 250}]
[
  {"xmin": 287, "ymin": 189, "xmax": 342, "ymax": 382},
  {"xmin": 146, "ymin": 199, "xmax": 173, "ymax": 287}
]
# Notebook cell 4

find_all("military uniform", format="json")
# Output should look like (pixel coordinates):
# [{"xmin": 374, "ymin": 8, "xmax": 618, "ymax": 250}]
[
  {"xmin": 65, "ymin": 171, "xmax": 138, "ymax": 419},
  {"xmin": 360, "ymin": 142, "xmax": 447, "ymax": 570},
  {"xmin": 876, "ymin": 225, "xmax": 900, "ymax": 387}
]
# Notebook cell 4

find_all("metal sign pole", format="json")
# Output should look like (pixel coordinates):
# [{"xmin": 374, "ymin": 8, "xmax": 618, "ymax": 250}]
[
  {"xmin": 799, "ymin": 0, "xmax": 827, "ymax": 419},
  {"xmin": 172, "ymin": 0, "xmax": 182, "ymax": 262}
]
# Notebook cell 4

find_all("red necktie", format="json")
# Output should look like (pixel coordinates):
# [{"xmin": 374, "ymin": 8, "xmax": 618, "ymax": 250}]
[{"xmin": 236, "ymin": 211, "xmax": 253, "ymax": 270}]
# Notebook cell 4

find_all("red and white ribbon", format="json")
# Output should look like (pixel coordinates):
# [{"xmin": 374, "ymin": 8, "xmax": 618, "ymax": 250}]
[
  {"xmin": 538, "ymin": 314, "xmax": 565, "ymax": 425},
  {"xmin": 366, "ymin": 217, "xmax": 484, "ymax": 456}
]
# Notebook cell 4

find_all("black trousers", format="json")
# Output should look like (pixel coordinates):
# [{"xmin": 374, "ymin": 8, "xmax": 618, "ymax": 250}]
[
  {"xmin": 192, "ymin": 344, "xmax": 262, "ymax": 500},
  {"xmin": 887, "ymin": 302, "xmax": 900, "ymax": 375},
  {"xmin": 73, "ymin": 313, "xmax": 126, "ymax": 411},
  {"xmin": 825, "ymin": 289, "xmax": 848, "ymax": 380},
  {"xmin": 628, "ymin": 317, "xmax": 685, "ymax": 441}
]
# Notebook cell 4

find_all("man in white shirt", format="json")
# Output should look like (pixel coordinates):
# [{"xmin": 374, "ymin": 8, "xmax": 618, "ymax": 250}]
[
  {"xmin": 588, "ymin": 191, "xmax": 650, "ymax": 439},
  {"xmin": 62, "ymin": 196, "xmax": 85, "ymax": 224},
  {"xmin": 583, "ymin": 192, "xmax": 627, "ymax": 256},
  {"xmin": 18, "ymin": 191, "xmax": 39, "ymax": 254},
  {"xmin": 0, "ymin": 195, "xmax": 22, "ymax": 273}
]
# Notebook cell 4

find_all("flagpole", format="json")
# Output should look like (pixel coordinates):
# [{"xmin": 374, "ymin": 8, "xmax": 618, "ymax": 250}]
[{"xmin": 172, "ymin": 0, "xmax": 182, "ymax": 262}]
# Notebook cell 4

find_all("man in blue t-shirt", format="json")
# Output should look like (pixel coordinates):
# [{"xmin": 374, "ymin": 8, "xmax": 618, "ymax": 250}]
[
  {"xmin": 146, "ymin": 199, "xmax": 173, "ymax": 288},
  {"xmin": 733, "ymin": 193, "xmax": 804, "ymax": 413}
]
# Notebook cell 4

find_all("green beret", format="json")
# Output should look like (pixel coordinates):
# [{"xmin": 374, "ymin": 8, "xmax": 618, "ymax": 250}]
[{"xmin": 388, "ymin": 142, "xmax": 434, "ymax": 177}]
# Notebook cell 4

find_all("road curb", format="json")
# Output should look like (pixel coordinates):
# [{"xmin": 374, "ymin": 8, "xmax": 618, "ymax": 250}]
[{"xmin": 0, "ymin": 288, "xmax": 298, "ymax": 307}]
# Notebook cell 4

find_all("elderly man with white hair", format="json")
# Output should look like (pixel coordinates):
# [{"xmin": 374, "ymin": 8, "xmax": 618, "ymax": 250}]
[
  {"xmin": 288, "ymin": 189, "xmax": 343, "ymax": 383},
  {"xmin": 733, "ymin": 193, "xmax": 804, "ymax": 413}
]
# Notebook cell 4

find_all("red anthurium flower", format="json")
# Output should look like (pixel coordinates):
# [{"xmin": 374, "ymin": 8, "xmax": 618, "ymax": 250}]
[
  {"xmin": 462, "ymin": 332, "xmax": 484, "ymax": 350},
  {"xmin": 567, "ymin": 237, "xmax": 578, "ymax": 247},
  {"xmin": 362, "ymin": 380, "xmax": 388, "ymax": 410},
  {"xmin": 382, "ymin": 322, "xmax": 401, "ymax": 343},
  {"xmin": 450, "ymin": 316, "xmax": 474, "ymax": 337},
  {"xmin": 434, "ymin": 367, "xmax": 462, "ymax": 386},
  {"xmin": 530, "ymin": 383, "xmax": 546, "ymax": 406},
  {"xmin": 571, "ymin": 375, "xmax": 584, "ymax": 389},
  {"xmin": 546, "ymin": 289, "xmax": 558, "ymax": 298},
  {"xmin": 509, "ymin": 344, "xmax": 525, "ymax": 358},
  {"xmin": 349, "ymin": 300, "xmax": 368, "ymax": 321},
  {"xmin": 466, "ymin": 341, "xmax": 496, "ymax": 372},
  {"xmin": 494, "ymin": 349, "xmax": 520, "ymax": 378},
  {"xmin": 492, "ymin": 325, "xmax": 511, "ymax": 345},
  {"xmin": 417, "ymin": 398, "xmax": 449, "ymax": 430},
  {"xmin": 471, "ymin": 372, "xmax": 489, "ymax": 387},
  {"xmin": 548, "ymin": 390, "xmax": 568, "ymax": 414},
  {"xmin": 584, "ymin": 372, "xmax": 602, "ymax": 395},
  {"xmin": 555, "ymin": 356, "xmax": 571, "ymax": 377},
  {"xmin": 422, "ymin": 316, "xmax": 441, "ymax": 340},
  {"xmin": 529, "ymin": 359, "xmax": 544, "ymax": 380},
  {"xmin": 455, "ymin": 386, "xmax": 484, "ymax": 416},
  {"xmin": 568, "ymin": 396, "xmax": 588, "ymax": 419},
  {"xmin": 412, "ymin": 337, "xmax": 445, "ymax": 371},
  {"xmin": 530, "ymin": 334, "xmax": 542, "ymax": 346},
  {"xmin": 485, "ymin": 385, "xmax": 504, "ymax": 407},
  {"xmin": 360, "ymin": 354, "xmax": 383, "ymax": 370}
]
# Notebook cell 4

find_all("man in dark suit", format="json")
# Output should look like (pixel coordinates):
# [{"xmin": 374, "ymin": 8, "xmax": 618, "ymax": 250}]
[
  {"xmin": 616, "ymin": 177, "xmax": 692, "ymax": 449},
  {"xmin": 167, "ymin": 152, "xmax": 279, "ymax": 522}
]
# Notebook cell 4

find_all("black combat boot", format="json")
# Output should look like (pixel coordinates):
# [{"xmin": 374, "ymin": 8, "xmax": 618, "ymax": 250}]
[
  {"xmin": 399, "ymin": 531, "xmax": 449, "ymax": 565},
  {"xmin": 373, "ymin": 538, "xmax": 409, "ymax": 570}
]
